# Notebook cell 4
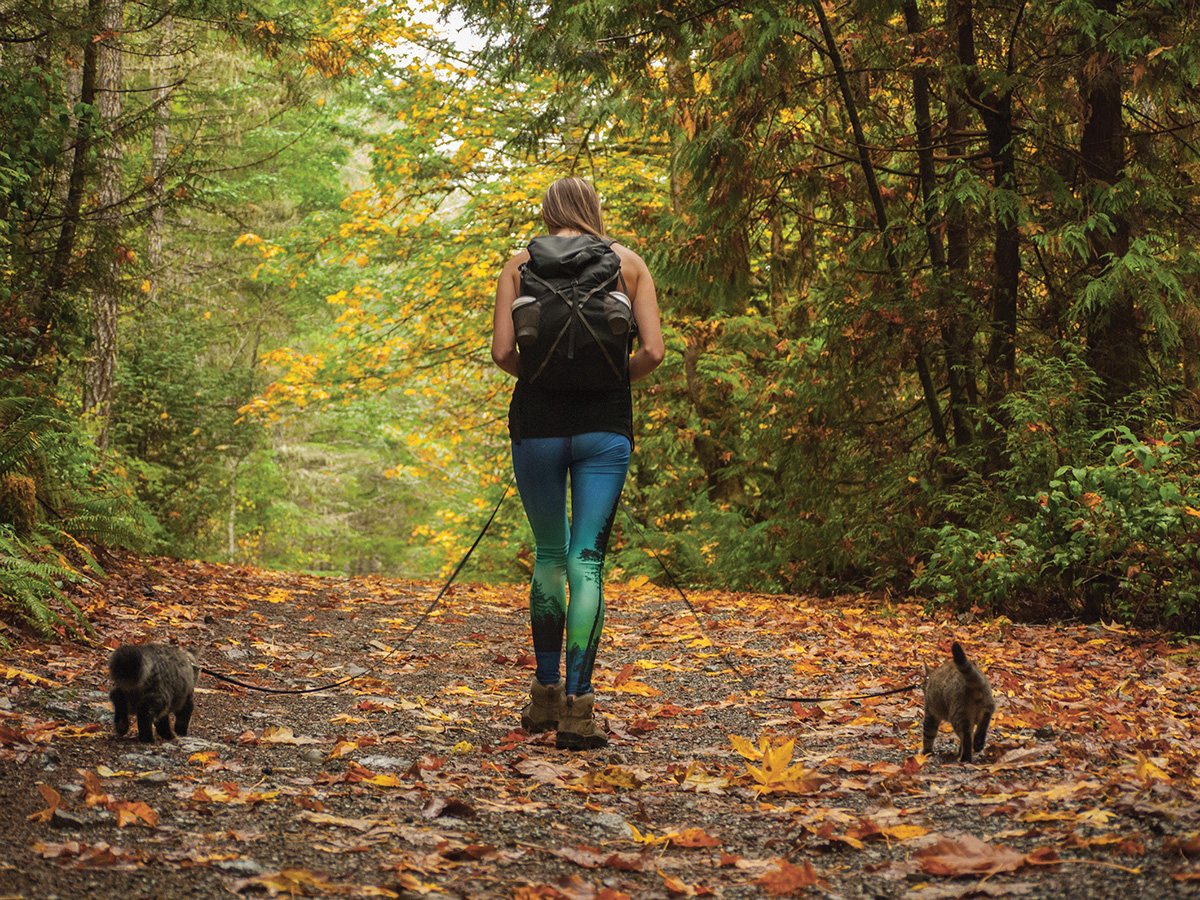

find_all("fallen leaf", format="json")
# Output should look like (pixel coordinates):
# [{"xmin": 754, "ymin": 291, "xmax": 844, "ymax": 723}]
[
  {"xmin": 916, "ymin": 835, "xmax": 1059, "ymax": 876},
  {"xmin": 260, "ymin": 725, "xmax": 320, "ymax": 745},
  {"xmin": 230, "ymin": 868, "xmax": 339, "ymax": 896},
  {"xmin": 669, "ymin": 828, "xmax": 722, "ymax": 848},
  {"xmin": 755, "ymin": 858, "xmax": 821, "ymax": 896},
  {"xmin": 421, "ymin": 795, "xmax": 476, "ymax": 819},
  {"xmin": 112, "ymin": 801, "xmax": 158, "ymax": 827},
  {"xmin": 29, "ymin": 783, "xmax": 62, "ymax": 823}
]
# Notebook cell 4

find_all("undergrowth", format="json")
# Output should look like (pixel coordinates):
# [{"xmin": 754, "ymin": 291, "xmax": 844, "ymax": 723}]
[{"xmin": 0, "ymin": 396, "xmax": 150, "ymax": 645}]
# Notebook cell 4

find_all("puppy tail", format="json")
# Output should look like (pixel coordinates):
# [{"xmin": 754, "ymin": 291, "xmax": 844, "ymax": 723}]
[{"xmin": 950, "ymin": 641, "xmax": 986, "ymax": 690}]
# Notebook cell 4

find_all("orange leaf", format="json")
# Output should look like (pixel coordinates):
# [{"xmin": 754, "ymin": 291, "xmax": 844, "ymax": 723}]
[
  {"xmin": 755, "ymin": 859, "xmax": 821, "ymax": 896},
  {"xmin": 113, "ymin": 801, "xmax": 159, "ymax": 827},
  {"xmin": 670, "ymin": 828, "xmax": 722, "ymax": 848},
  {"xmin": 29, "ymin": 784, "xmax": 62, "ymax": 823},
  {"xmin": 916, "ymin": 835, "xmax": 1059, "ymax": 876}
]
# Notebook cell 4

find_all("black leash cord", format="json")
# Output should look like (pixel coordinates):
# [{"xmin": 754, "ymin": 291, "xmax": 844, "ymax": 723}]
[
  {"xmin": 771, "ymin": 681, "xmax": 922, "ymax": 703},
  {"xmin": 199, "ymin": 474, "xmax": 514, "ymax": 695},
  {"xmin": 198, "ymin": 666, "xmax": 355, "ymax": 695},
  {"xmin": 619, "ymin": 501, "xmax": 930, "ymax": 704},
  {"xmin": 618, "ymin": 499, "xmax": 758, "ymax": 695}
]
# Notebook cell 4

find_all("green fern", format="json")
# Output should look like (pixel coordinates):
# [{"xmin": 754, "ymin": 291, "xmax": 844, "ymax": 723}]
[
  {"xmin": 0, "ymin": 395, "xmax": 146, "ymax": 643},
  {"xmin": 0, "ymin": 526, "xmax": 94, "ymax": 646},
  {"xmin": 0, "ymin": 396, "xmax": 50, "ymax": 476}
]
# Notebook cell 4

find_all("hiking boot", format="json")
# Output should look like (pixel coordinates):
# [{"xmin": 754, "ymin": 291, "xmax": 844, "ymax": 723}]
[
  {"xmin": 521, "ymin": 678, "xmax": 565, "ymax": 733},
  {"xmin": 555, "ymin": 692, "xmax": 608, "ymax": 751}
]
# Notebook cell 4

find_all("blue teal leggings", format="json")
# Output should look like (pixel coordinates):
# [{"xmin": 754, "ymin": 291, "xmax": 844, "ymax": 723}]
[{"xmin": 511, "ymin": 432, "xmax": 631, "ymax": 697}]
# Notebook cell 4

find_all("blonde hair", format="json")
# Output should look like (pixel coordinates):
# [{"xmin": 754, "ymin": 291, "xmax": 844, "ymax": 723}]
[{"xmin": 541, "ymin": 177, "xmax": 605, "ymax": 236}]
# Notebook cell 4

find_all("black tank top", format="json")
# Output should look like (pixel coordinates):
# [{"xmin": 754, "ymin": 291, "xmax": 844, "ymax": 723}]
[{"xmin": 508, "ymin": 379, "xmax": 633, "ymax": 445}]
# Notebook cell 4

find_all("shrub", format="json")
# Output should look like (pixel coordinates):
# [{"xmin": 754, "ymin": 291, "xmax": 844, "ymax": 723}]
[
  {"xmin": 0, "ymin": 396, "xmax": 149, "ymax": 643},
  {"xmin": 917, "ymin": 425, "xmax": 1200, "ymax": 629}
]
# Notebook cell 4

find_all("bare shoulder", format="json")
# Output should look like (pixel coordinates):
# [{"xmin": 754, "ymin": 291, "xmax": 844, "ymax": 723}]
[
  {"xmin": 609, "ymin": 242, "xmax": 649, "ymax": 275},
  {"xmin": 497, "ymin": 248, "xmax": 530, "ymax": 295},
  {"xmin": 503, "ymin": 248, "xmax": 531, "ymax": 273}
]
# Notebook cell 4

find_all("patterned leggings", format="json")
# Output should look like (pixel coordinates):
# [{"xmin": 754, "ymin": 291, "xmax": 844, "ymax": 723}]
[{"xmin": 511, "ymin": 432, "xmax": 631, "ymax": 697}]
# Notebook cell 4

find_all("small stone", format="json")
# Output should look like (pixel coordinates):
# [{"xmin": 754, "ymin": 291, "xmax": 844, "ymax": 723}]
[
  {"xmin": 37, "ymin": 750, "xmax": 61, "ymax": 769},
  {"xmin": 588, "ymin": 811, "xmax": 633, "ymax": 837},
  {"xmin": 50, "ymin": 808, "xmax": 89, "ymax": 828},
  {"xmin": 176, "ymin": 735, "xmax": 223, "ymax": 753},
  {"xmin": 120, "ymin": 752, "xmax": 172, "ymax": 770},
  {"xmin": 214, "ymin": 858, "xmax": 267, "ymax": 876},
  {"xmin": 44, "ymin": 701, "xmax": 83, "ymax": 721},
  {"xmin": 357, "ymin": 755, "xmax": 409, "ymax": 770}
]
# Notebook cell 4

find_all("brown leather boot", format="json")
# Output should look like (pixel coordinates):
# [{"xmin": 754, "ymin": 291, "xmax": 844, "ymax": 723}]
[
  {"xmin": 521, "ymin": 678, "xmax": 565, "ymax": 733},
  {"xmin": 555, "ymin": 692, "xmax": 608, "ymax": 751}
]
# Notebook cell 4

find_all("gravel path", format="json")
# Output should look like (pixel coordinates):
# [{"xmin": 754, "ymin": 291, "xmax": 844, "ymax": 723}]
[{"xmin": 0, "ymin": 553, "xmax": 1197, "ymax": 898}]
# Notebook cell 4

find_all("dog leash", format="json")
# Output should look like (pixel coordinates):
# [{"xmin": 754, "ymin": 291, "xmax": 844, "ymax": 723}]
[
  {"xmin": 770, "ymin": 680, "xmax": 923, "ymax": 703},
  {"xmin": 618, "ymin": 499, "xmax": 758, "ymax": 694},
  {"xmin": 195, "ymin": 473, "xmax": 515, "ymax": 695}
]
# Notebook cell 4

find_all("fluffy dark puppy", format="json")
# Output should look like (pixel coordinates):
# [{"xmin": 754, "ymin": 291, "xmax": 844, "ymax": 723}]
[
  {"xmin": 922, "ymin": 641, "xmax": 995, "ymax": 763},
  {"xmin": 108, "ymin": 643, "xmax": 198, "ymax": 742}
]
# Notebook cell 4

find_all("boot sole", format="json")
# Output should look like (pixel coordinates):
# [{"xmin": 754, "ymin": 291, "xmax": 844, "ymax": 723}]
[{"xmin": 556, "ymin": 732, "xmax": 608, "ymax": 751}]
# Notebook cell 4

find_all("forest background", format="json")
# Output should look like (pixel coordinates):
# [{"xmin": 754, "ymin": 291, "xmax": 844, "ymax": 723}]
[{"xmin": 3, "ymin": 0, "xmax": 1200, "ymax": 641}]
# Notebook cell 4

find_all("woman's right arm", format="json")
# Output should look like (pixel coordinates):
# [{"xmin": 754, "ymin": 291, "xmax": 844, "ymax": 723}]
[
  {"xmin": 620, "ymin": 248, "xmax": 665, "ymax": 384},
  {"xmin": 491, "ymin": 253, "xmax": 527, "ymax": 378}
]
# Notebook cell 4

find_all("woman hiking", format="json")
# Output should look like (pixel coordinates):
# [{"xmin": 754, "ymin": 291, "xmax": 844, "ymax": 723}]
[{"xmin": 491, "ymin": 176, "xmax": 664, "ymax": 750}]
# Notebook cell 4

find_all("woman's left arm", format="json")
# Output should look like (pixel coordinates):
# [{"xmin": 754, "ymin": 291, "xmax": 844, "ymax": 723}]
[{"xmin": 491, "ymin": 253, "xmax": 526, "ymax": 378}]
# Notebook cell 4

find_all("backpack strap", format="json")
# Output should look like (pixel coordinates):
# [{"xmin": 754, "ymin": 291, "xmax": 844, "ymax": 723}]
[{"xmin": 521, "ymin": 269, "xmax": 625, "ymax": 382}]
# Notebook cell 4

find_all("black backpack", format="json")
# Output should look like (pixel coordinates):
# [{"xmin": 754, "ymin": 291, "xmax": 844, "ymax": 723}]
[{"xmin": 511, "ymin": 235, "xmax": 634, "ymax": 391}]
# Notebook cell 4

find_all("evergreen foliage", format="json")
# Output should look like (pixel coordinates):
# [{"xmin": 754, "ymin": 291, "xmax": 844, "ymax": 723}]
[
  {"xmin": 5, "ymin": 0, "xmax": 1200, "ymax": 633},
  {"xmin": 0, "ymin": 396, "xmax": 140, "ymax": 641}
]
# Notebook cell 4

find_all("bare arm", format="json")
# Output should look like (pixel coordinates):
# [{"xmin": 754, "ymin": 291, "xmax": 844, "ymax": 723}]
[
  {"xmin": 491, "ymin": 251, "xmax": 528, "ymax": 379},
  {"xmin": 615, "ymin": 245, "xmax": 665, "ymax": 384}
]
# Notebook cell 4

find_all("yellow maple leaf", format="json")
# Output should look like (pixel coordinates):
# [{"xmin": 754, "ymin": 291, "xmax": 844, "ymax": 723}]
[
  {"xmin": 1076, "ymin": 808, "xmax": 1116, "ymax": 826},
  {"xmin": 885, "ymin": 824, "xmax": 930, "ymax": 840},
  {"xmin": 610, "ymin": 678, "xmax": 663, "ymax": 697},
  {"xmin": 730, "ymin": 733, "xmax": 764, "ymax": 762},
  {"xmin": 260, "ymin": 726, "xmax": 320, "ymax": 745},
  {"xmin": 1136, "ymin": 752, "xmax": 1170, "ymax": 781},
  {"xmin": 743, "ymin": 735, "xmax": 824, "ymax": 795},
  {"xmin": 627, "ymin": 823, "xmax": 670, "ymax": 846}
]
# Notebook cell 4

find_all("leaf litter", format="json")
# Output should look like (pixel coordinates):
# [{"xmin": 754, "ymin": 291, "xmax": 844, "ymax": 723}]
[{"xmin": 0, "ymin": 552, "xmax": 1197, "ymax": 898}]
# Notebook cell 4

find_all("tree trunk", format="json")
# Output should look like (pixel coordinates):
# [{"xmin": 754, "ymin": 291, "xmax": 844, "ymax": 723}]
[
  {"xmin": 81, "ymin": 0, "xmax": 124, "ymax": 451},
  {"xmin": 38, "ymin": 0, "xmax": 101, "ymax": 339},
  {"xmin": 811, "ymin": 0, "xmax": 949, "ymax": 447},
  {"xmin": 227, "ymin": 457, "xmax": 239, "ymax": 562},
  {"xmin": 1079, "ymin": 0, "xmax": 1140, "ymax": 410},
  {"xmin": 904, "ymin": 0, "xmax": 971, "ymax": 448},
  {"xmin": 953, "ymin": 0, "xmax": 1021, "ymax": 468},
  {"xmin": 148, "ymin": 16, "xmax": 173, "ymax": 306},
  {"xmin": 944, "ymin": 75, "xmax": 976, "ymax": 414}
]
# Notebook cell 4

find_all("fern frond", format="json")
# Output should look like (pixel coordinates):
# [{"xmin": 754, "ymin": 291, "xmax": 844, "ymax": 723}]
[{"xmin": 0, "ymin": 526, "xmax": 94, "ymax": 641}]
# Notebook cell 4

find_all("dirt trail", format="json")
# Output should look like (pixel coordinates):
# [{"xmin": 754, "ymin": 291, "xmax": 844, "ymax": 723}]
[{"xmin": 0, "ymin": 553, "xmax": 1198, "ymax": 899}]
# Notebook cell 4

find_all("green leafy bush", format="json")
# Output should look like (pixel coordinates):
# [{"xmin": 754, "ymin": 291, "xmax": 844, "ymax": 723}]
[
  {"xmin": 917, "ymin": 425, "xmax": 1200, "ymax": 629},
  {"xmin": 0, "ymin": 396, "xmax": 150, "ymax": 642}
]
